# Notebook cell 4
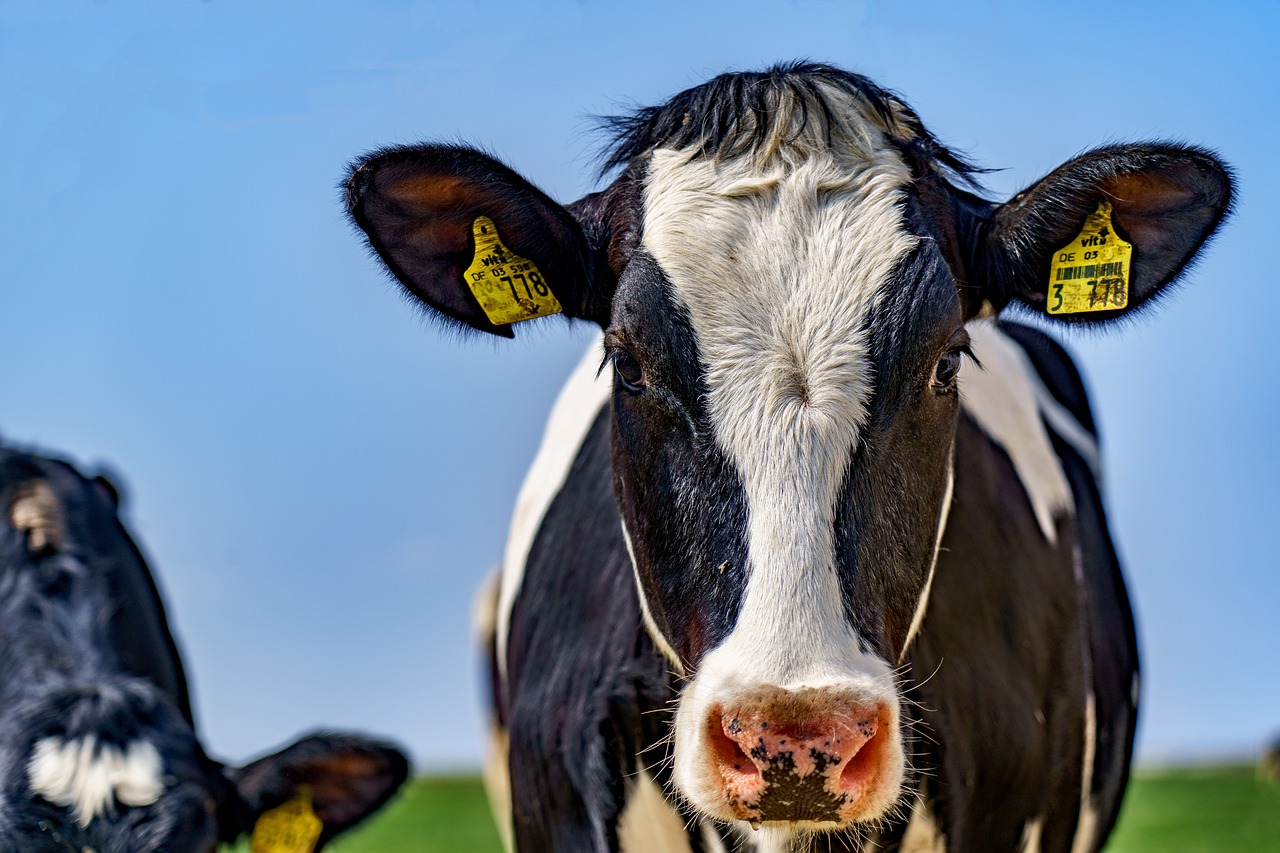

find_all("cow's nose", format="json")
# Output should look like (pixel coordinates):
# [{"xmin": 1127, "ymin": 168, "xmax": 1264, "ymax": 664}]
[{"xmin": 705, "ymin": 693, "xmax": 892, "ymax": 825}]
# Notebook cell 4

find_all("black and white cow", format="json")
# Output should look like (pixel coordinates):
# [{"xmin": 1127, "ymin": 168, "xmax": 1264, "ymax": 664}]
[
  {"xmin": 0, "ymin": 446, "xmax": 408, "ymax": 852},
  {"xmin": 346, "ymin": 63, "xmax": 1232, "ymax": 852}
]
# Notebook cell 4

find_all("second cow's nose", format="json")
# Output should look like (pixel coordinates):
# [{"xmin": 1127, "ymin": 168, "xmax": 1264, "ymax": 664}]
[{"xmin": 706, "ymin": 692, "xmax": 891, "ymax": 824}]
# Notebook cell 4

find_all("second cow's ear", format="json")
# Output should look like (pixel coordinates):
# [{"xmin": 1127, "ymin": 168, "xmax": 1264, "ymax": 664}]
[
  {"xmin": 346, "ymin": 144, "xmax": 609, "ymax": 337},
  {"xmin": 971, "ymin": 143, "xmax": 1232, "ymax": 322},
  {"xmin": 224, "ymin": 732, "xmax": 409, "ymax": 850}
]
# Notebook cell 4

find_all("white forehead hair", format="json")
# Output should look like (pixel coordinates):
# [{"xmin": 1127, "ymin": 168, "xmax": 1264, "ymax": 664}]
[
  {"xmin": 641, "ymin": 79, "xmax": 916, "ymax": 480},
  {"xmin": 29, "ymin": 736, "xmax": 166, "ymax": 827}
]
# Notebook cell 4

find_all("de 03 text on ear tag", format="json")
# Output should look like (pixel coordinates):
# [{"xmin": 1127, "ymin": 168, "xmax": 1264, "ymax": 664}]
[
  {"xmin": 251, "ymin": 788, "xmax": 323, "ymax": 853},
  {"xmin": 464, "ymin": 215, "xmax": 563, "ymax": 326},
  {"xmin": 1047, "ymin": 201, "xmax": 1133, "ymax": 315}
]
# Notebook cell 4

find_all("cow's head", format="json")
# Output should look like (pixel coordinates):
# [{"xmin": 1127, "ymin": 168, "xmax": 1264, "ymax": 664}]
[
  {"xmin": 347, "ymin": 63, "xmax": 1230, "ymax": 831},
  {"xmin": 0, "ymin": 455, "xmax": 408, "ymax": 851}
]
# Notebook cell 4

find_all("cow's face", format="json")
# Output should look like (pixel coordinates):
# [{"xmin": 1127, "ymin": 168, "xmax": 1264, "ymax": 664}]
[
  {"xmin": 346, "ymin": 63, "xmax": 1230, "ymax": 833},
  {"xmin": 0, "ymin": 458, "xmax": 410, "ymax": 851},
  {"xmin": 604, "ymin": 123, "xmax": 966, "ymax": 825}
]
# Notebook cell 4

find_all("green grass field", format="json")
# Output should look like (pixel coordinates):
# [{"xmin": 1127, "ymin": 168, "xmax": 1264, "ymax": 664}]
[{"xmin": 232, "ymin": 766, "xmax": 1280, "ymax": 852}]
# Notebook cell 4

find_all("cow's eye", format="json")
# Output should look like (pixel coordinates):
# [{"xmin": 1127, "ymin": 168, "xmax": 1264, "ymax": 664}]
[
  {"xmin": 931, "ymin": 351, "xmax": 962, "ymax": 393},
  {"xmin": 611, "ymin": 349, "xmax": 646, "ymax": 392}
]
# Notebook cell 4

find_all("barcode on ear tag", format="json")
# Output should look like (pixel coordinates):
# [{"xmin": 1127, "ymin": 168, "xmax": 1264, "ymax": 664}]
[
  {"xmin": 1047, "ymin": 201, "xmax": 1133, "ymax": 315},
  {"xmin": 463, "ymin": 216, "xmax": 563, "ymax": 326},
  {"xmin": 251, "ymin": 789, "xmax": 323, "ymax": 853}
]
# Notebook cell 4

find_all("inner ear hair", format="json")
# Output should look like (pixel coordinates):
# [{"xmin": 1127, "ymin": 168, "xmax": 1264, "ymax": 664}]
[{"xmin": 1099, "ymin": 154, "xmax": 1232, "ymax": 289}]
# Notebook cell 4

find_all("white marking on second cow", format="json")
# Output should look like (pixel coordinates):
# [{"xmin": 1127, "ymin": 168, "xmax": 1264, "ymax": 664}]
[
  {"xmin": 10, "ymin": 479, "xmax": 64, "ymax": 552},
  {"xmin": 495, "ymin": 336, "xmax": 612, "ymax": 678},
  {"xmin": 28, "ymin": 736, "xmax": 165, "ymax": 827},
  {"xmin": 641, "ymin": 81, "xmax": 917, "ymax": 827}
]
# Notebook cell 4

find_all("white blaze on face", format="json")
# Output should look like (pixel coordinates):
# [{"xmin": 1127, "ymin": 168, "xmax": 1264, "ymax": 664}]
[
  {"xmin": 639, "ymin": 86, "xmax": 918, "ymax": 821},
  {"xmin": 29, "ymin": 736, "xmax": 166, "ymax": 827}
]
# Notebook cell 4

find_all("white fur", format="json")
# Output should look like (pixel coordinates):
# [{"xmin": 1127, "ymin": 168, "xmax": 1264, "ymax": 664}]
[
  {"xmin": 642, "ymin": 83, "xmax": 917, "ymax": 830},
  {"xmin": 621, "ymin": 519, "xmax": 685, "ymax": 675},
  {"xmin": 1033, "ymin": 380, "xmax": 1102, "ymax": 482},
  {"xmin": 482, "ymin": 723, "xmax": 514, "ymax": 853},
  {"xmin": 901, "ymin": 458, "xmax": 955, "ymax": 661},
  {"xmin": 29, "ymin": 736, "xmax": 165, "ymax": 827},
  {"xmin": 495, "ymin": 335, "xmax": 612, "ymax": 678},
  {"xmin": 701, "ymin": 825, "xmax": 731, "ymax": 853},
  {"xmin": 618, "ymin": 769, "xmax": 694, "ymax": 853},
  {"xmin": 10, "ymin": 480, "xmax": 63, "ymax": 551},
  {"xmin": 961, "ymin": 320, "xmax": 1074, "ymax": 542},
  {"xmin": 1020, "ymin": 815, "xmax": 1045, "ymax": 853},
  {"xmin": 899, "ymin": 797, "xmax": 947, "ymax": 852},
  {"xmin": 1070, "ymin": 686, "xmax": 1099, "ymax": 853}
]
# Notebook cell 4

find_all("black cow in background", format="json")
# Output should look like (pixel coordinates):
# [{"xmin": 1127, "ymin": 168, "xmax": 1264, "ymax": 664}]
[{"xmin": 0, "ymin": 446, "xmax": 408, "ymax": 852}]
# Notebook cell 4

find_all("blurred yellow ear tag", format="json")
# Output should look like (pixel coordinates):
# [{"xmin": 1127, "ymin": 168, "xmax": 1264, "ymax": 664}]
[
  {"xmin": 464, "ymin": 216, "xmax": 562, "ymax": 326},
  {"xmin": 251, "ymin": 789, "xmax": 323, "ymax": 853},
  {"xmin": 1047, "ymin": 201, "xmax": 1132, "ymax": 315}
]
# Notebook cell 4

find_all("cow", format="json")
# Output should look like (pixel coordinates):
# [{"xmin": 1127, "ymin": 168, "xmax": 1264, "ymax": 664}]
[
  {"xmin": 1261, "ymin": 738, "xmax": 1280, "ymax": 784},
  {"xmin": 0, "ymin": 446, "xmax": 409, "ymax": 852},
  {"xmin": 345, "ymin": 62, "xmax": 1232, "ymax": 852}
]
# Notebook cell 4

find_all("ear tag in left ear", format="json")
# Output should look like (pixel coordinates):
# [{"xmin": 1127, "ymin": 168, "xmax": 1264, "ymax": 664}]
[
  {"xmin": 463, "ymin": 215, "xmax": 563, "ymax": 326},
  {"xmin": 251, "ymin": 788, "xmax": 323, "ymax": 853},
  {"xmin": 1047, "ymin": 200, "xmax": 1133, "ymax": 315}
]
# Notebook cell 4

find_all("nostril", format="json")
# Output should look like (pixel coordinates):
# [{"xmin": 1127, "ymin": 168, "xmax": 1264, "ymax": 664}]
[
  {"xmin": 708, "ymin": 713, "xmax": 761, "ymax": 782},
  {"xmin": 838, "ymin": 716, "xmax": 885, "ymax": 792}
]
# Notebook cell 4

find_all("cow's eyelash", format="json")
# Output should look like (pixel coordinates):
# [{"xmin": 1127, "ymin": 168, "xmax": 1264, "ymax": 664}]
[{"xmin": 955, "ymin": 342, "xmax": 980, "ymax": 368}]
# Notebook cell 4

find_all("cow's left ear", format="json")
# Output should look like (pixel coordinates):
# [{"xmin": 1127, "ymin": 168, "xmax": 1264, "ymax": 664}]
[
  {"xmin": 223, "ymin": 733, "xmax": 409, "ymax": 850},
  {"xmin": 971, "ymin": 144, "xmax": 1233, "ymax": 322}
]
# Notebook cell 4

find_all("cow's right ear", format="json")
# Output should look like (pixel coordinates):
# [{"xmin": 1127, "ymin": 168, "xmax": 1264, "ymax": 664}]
[
  {"xmin": 346, "ymin": 144, "xmax": 609, "ymax": 337},
  {"xmin": 221, "ymin": 732, "xmax": 409, "ymax": 850}
]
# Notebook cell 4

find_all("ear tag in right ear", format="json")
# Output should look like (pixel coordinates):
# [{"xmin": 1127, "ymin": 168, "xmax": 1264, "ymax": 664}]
[
  {"xmin": 251, "ymin": 788, "xmax": 323, "ymax": 853},
  {"xmin": 463, "ymin": 215, "xmax": 563, "ymax": 326},
  {"xmin": 1047, "ymin": 200, "xmax": 1133, "ymax": 315}
]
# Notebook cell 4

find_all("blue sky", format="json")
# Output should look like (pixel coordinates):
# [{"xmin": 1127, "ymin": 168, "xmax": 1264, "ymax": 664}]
[{"xmin": 1, "ymin": 1, "xmax": 1276, "ymax": 770}]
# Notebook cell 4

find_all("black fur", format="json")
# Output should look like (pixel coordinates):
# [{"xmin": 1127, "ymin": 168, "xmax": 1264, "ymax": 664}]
[
  {"xmin": 0, "ymin": 447, "xmax": 407, "ymax": 851},
  {"xmin": 608, "ymin": 251, "xmax": 751, "ymax": 667},
  {"xmin": 504, "ymin": 410, "xmax": 674, "ymax": 850},
  {"xmin": 597, "ymin": 61, "xmax": 985, "ymax": 186}
]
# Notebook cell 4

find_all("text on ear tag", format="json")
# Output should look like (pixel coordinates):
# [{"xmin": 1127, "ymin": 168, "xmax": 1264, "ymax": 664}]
[
  {"xmin": 464, "ymin": 216, "xmax": 563, "ymax": 326},
  {"xmin": 250, "ymin": 789, "xmax": 323, "ymax": 853},
  {"xmin": 1047, "ymin": 201, "xmax": 1132, "ymax": 315}
]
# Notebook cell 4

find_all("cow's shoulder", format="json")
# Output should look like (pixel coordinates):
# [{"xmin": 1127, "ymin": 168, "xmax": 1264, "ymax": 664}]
[{"xmin": 996, "ymin": 319, "xmax": 1098, "ymax": 438}]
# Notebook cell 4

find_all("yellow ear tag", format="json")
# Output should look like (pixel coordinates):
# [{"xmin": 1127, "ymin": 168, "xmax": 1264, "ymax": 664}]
[
  {"xmin": 463, "ymin": 215, "xmax": 563, "ymax": 326},
  {"xmin": 250, "ymin": 789, "xmax": 323, "ymax": 853},
  {"xmin": 1047, "ymin": 201, "xmax": 1133, "ymax": 315}
]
